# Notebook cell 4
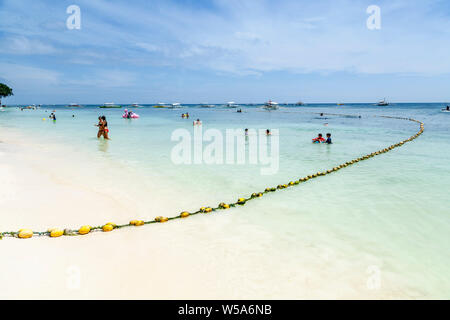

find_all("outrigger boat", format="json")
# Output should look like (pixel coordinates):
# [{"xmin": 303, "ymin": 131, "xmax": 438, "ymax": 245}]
[
  {"xmin": 226, "ymin": 101, "xmax": 239, "ymax": 108},
  {"xmin": 201, "ymin": 103, "xmax": 215, "ymax": 108},
  {"xmin": 153, "ymin": 102, "xmax": 169, "ymax": 108},
  {"xmin": 66, "ymin": 103, "xmax": 82, "ymax": 108},
  {"xmin": 99, "ymin": 102, "xmax": 122, "ymax": 108},
  {"xmin": 169, "ymin": 103, "xmax": 182, "ymax": 108},
  {"xmin": 263, "ymin": 100, "xmax": 279, "ymax": 110},
  {"xmin": 377, "ymin": 98, "xmax": 389, "ymax": 106}
]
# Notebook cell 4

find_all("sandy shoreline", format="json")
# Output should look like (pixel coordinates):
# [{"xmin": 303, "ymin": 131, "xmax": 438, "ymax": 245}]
[{"xmin": 0, "ymin": 127, "xmax": 426, "ymax": 299}]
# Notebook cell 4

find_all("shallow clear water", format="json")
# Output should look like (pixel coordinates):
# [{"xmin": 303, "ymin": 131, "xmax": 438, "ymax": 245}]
[{"xmin": 1, "ymin": 103, "xmax": 449, "ymax": 298}]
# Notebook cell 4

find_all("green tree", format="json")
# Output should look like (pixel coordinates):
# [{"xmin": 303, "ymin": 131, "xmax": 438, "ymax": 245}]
[{"xmin": 0, "ymin": 83, "xmax": 13, "ymax": 105}]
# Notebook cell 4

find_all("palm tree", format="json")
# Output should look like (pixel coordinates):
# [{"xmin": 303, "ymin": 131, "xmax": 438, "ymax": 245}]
[{"xmin": 0, "ymin": 83, "xmax": 13, "ymax": 106}]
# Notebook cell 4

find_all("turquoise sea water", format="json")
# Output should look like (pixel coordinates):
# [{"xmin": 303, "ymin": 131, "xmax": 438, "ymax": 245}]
[{"xmin": 1, "ymin": 103, "xmax": 449, "ymax": 298}]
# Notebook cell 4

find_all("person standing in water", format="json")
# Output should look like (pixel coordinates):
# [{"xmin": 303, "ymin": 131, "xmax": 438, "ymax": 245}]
[
  {"xmin": 95, "ymin": 116, "xmax": 104, "ymax": 138},
  {"xmin": 101, "ymin": 116, "xmax": 110, "ymax": 139}
]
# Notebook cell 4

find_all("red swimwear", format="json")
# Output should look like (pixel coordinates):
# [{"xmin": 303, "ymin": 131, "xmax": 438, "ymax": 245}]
[{"xmin": 312, "ymin": 137, "xmax": 325, "ymax": 142}]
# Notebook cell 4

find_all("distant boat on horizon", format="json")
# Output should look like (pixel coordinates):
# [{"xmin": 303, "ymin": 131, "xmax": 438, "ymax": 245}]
[
  {"xmin": 99, "ymin": 102, "xmax": 122, "ymax": 108},
  {"xmin": 263, "ymin": 100, "xmax": 279, "ymax": 110},
  {"xmin": 377, "ymin": 98, "xmax": 389, "ymax": 106},
  {"xmin": 169, "ymin": 103, "xmax": 182, "ymax": 108},
  {"xmin": 226, "ymin": 101, "xmax": 239, "ymax": 108},
  {"xmin": 295, "ymin": 101, "xmax": 305, "ymax": 106},
  {"xmin": 66, "ymin": 103, "xmax": 82, "ymax": 108}
]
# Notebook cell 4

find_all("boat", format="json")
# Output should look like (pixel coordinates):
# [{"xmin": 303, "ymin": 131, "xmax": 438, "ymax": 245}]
[
  {"xmin": 153, "ymin": 102, "xmax": 169, "ymax": 108},
  {"xmin": 226, "ymin": 101, "xmax": 239, "ymax": 108},
  {"xmin": 200, "ymin": 104, "xmax": 215, "ymax": 108},
  {"xmin": 337, "ymin": 103, "xmax": 345, "ymax": 106},
  {"xmin": 99, "ymin": 102, "xmax": 122, "ymax": 108},
  {"xmin": 441, "ymin": 106, "xmax": 450, "ymax": 112},
  {"xmin": 169, "ymin": 103, "xmax": 182, "ymax": 108},
  {"xmin": 263, "ymin": 100, "xmax": 279, "ymax": 110},
  {"xmin": 376, "ymin": 99, "xmax": 389, "ymax": 106},
  {"xmin": 66, "ymin": 103, "xmax": 82, "ymax": 108},
  {"xmin": 295, "ymin": 101, "xmax": 305, "ymax": 106},
  {"xmin": 131, "ymin": 103, "xmax": 142, "ymax": 108}
]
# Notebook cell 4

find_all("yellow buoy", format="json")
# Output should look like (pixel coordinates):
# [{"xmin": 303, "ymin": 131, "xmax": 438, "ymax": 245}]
[
  {"xmin": 18, "ymin": 229, "xmax": 33, "ymax": 239},
  {"xmin": 219, "ymin": 202, "xmax": 230, "ymax": 209},
  {"xmin": 78, "ymin": 225, "xmax": 91, "ymax": 235},
  {"xmin": 102, "ymin": 224, "xmax": 114, "ymax": 232},
  {"xmin": 50, "ymin": 229, "xmax": 64, "ymax": 238},
  {"xmin": 135, "ymin": 220, "xmax": 145, "ymax": 226},
  {"xmin": 130, "ymin": 220, "xmax": 138, "ymax": 225},
  {"xmin": 180, "ymin": 211, "xmax": 190, "ymax": 218}
]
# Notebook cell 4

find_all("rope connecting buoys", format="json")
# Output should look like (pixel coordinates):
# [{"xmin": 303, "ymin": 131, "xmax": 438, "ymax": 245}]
[{"xmin": 0, "ymin": 114, "xmax": 424, "ymax": 240}]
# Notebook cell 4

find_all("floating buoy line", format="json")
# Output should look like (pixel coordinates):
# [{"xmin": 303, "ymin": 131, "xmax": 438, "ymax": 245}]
[{"xmin": 0, "ymin": 113, "xmax": 424, "ymax": 240}]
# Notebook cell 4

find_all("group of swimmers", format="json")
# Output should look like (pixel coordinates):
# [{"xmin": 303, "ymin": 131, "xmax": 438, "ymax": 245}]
[
  {"xmin": 244, "ymin": 129, "xmax": 272, "ymax": 136},
  {"xmin": 181, "ymin": 113, "xmax": 190, "ymax": 119},
  {"xmin": 95, "ymin": 116, "xmax": 109, "ymax": 139},
  {"xmin": 312, "ymin": 133, "xmax": 332, "ymax": 144}
]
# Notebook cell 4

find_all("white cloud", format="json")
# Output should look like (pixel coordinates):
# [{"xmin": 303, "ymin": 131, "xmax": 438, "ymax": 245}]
[
  {"xmin": 0, "ymin": 36, "xmax": 57, "ymax": 55},
  {"xmin": 0, "ymin": 63, "xmax": 60, "ymax": 85}
]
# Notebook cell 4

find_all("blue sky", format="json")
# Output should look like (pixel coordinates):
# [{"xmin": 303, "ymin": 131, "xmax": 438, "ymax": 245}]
[{"xmin": 1, "ymin": 0, "xmax": 449, "ymax": 104}]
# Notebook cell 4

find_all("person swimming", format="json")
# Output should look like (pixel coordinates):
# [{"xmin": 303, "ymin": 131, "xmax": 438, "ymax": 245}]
[
  {"xmin": 325, "ymin": 133, "xmax": 332, "ymax": 144},
  {"xmin": 245, "ymin": 128, "xmax": 249, "ymax": 136},
  {"xmin": 266, "ymin": 129, "xmax": 271, "ymax": 136},
  {"xmin": 193, "ymin": 119, "xmax": 202, "ymax": 126},
  {"xmin": 312, "ymin": 133, "xmax": 325, "ymax": 143}
]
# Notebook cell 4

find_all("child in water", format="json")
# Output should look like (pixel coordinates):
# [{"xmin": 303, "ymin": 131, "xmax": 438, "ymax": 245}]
[
  {"xmin": 193, "ymin": 119, "xmax": 202, "ymax": 126},
  {"xmin": 325, "ymin": 133, "xmax": 332, "ymax": 144},
  {"xmin": 312, "ymin": 133, "xmax": 325, "ymax": 143}
]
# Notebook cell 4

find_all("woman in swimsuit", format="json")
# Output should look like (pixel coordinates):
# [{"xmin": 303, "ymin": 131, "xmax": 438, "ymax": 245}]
[
  {"xmin": 95, "ymin": 116, "xmax": 104, "ymax": 138},
  {"xmin": 101, "ymin": 116, "xmax": 110, "ymax": 139}
]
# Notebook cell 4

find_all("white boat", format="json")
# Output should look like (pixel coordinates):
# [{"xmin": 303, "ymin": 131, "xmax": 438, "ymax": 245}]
[
  {"xmin": 263, "ymin": 100, "xmax": 279, "ymax": 110},
  {"xmin": 169, "ymin": 103, "xmax": 182, "ymax": 108},
  {"xmin": 226, "ymin": 101, "xmax": 239, "ymax": 108},
  {"xmin": 131, "ymin": 103, "xmax": 142, "ymax": 108},
  {"xmin": 201, "ymin": 104, "xmax": 215, "ymax": 108},
  {"xmin": 377, "ymin": 98, "xmax": 389, "ymax": 106}
]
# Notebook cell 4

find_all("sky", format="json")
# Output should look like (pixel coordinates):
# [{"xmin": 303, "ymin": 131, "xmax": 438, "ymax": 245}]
[{"xmin": 0, "ymin": 0, "xmax": 450, "ymax": 104}]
